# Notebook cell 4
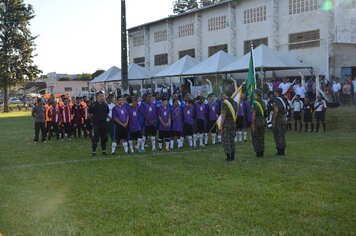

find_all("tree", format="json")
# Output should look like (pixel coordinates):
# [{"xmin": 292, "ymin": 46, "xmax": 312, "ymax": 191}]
[
  {"xmin": 199, "ymin": 0, "xmax": 222, "ymax": 7},
  {"xmin": 173, "ymin": 0, "xmax": 198, "ymax": 14},
  {"xmin": 0, "ymin": 0, "xmax": 41, "ymax": 112},
  {"xmin": 91, "ymin": 69, "xmax": 105, "ymax": 79}
]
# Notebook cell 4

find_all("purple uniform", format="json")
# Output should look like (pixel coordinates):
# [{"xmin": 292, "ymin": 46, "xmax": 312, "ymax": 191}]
[
  {"xmin": 112, "ymin": 105, "xmax": 128, "ymax": 124},
  {"xmin": 207, "ymin": 102, "xmax": 218, "ymax": 121},
  {"xmin": 142, "ymin": 102, "xmax": 157, "ymax": 126},
  {"xmin": 195, "ymin": 102, "xmax": 206, "ymax": 120},
  {"xmin": 128, "ymin": 105, "xmax": 141, "ymax": 133},
  {"xmin": 158, "ymin": 106, "xmax": 171, "ymax": 131},
  {"xmin": 171, "ymin": 106, "xmax": 183, "ymax": 132},
  {"xmin": 183, "ymin": 105, "xmax": 194, "ymax": 125}
]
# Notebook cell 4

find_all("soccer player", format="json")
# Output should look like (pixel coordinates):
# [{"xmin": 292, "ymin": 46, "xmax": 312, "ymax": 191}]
[
  {"xmin": 303, "ymin": 97, "xmax": 314, "ymax": 132},
  {"xmin": 292, "ymin": 95, "xmax": 303, "ymax": 132},
  {"xmin": 48, "ymin": 100, "xmax": 60, "ymax": 141},
  {"xmin": 61, "ymin": 98, "xmax": 72, "ymax": 140},
  {"xmin": 127, "ymin": 97, "xmax": 144, "ymax": 153},
  {"xmin": 195, "ymin": 96, "xmax": 206, "ymax": 147},
  {"xmin": 111, "ymin": 96, "xmax": 129, "ymax": 155},
  {"xmin": 206, "ymin": 93, "xmax": 218, "ymax": 145},
  {"xmin": 72, "ymin": 97, "xmax": 84, "ymax": 138},
  {"xmin": 314, "ymin": 94, "xmax": 327, "ymax": 133},
  {"xmin": 170, "ymin": 98, "xmax": 183, "ymax": 149},
  {"xmin": 157, "ymin": 97, "xmax": 171, "ymax": 151},
  {"xmin": 183, "ymin": 99, "xmax": 195, "ymax": 148},
  {"xmin": 142, "ymin": 93, "xmax": 157, "ymax": 151}
]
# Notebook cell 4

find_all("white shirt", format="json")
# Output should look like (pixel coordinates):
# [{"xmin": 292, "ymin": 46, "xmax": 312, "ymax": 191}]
[
  {"xmin": 352, "ymin": 80, "xmax": 356, "ymax": 93},
  {"xmin": 294, "ymin": 85, "xmax": 306, "ymax": 99},
  {"xmin": 107, "ymin": 102, "xmax": 116, "ymax": 120},
  {"xmin": 278, "ymin": 82, "xmax": 291, "ymax": 95},
  {"xmin": 332, "ymin": 82, "xmax": 341, "ymax": 92},
  {"xmin": 292, "ymin": 100, "xmax": 303, "ymax": 112},
  {"xmin": 314, "ymin": 100, "xmax": 327, "ymax": 112}
]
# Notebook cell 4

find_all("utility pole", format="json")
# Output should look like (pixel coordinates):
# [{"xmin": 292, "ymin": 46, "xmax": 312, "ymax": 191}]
[{"xmin": 121, "ymin": 0, "xmax": 129, "ymax": 93}]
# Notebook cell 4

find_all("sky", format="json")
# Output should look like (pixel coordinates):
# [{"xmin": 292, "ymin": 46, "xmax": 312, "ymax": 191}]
[{"xmin": 24, "ymin": 0, "xmax": 173, "ymax": 75}]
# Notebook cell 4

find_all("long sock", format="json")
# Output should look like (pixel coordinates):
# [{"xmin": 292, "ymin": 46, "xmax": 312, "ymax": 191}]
[
  {"xmin": 180, "ymin": 137, "xmax": 184, "ymax": 148},
  {"xmin": 295, "ymin": 123, "xmax": 297, "ymax": 131},
  {"xmin": 243, "ymin": 131, "xmax": 247, "ymax": 141},
  {"xmin": 316, "ymin": 122, "xmax": 320, "ymax": 132},
  {"xmin": 151, "ymin": 136, "xmax": 156, "ymax": 150},
  {"xmin": 136, "ymin": 138, "xmax": 142, "ymax": 149},
  {"xmin": 322, "ymin": 123, "xmax": 326, "ymax": 133},
  {"xmin": 238, "ymin": 131, "xmax": 242, "ymax": 142},
  {"xmin": 311, "ymin": 123, "xmax": 314, "ymax": 132},
  {"xmin": 299, "ymin": 122, "xmax": 302, "ymax": 132},
  {"xmin": 204, "ymin": 133, "xmax": 208, "ymax": 145},
  {"xmin": 234, "ymin": 131, "xmax": 238, "ymax": 142},
  {"xmin": 122, "ymin": 141, "xmax": 128, "ymax": 153},
  {"xmin": 129, "ymin": 140, "xmax": 134, "ymax": 153},
  {"xmin": 305, "ymin": 123, "xmax": 308, "ymax": 132},
  {"xmin": 165, "ymin": 140, "xmax": 170, "ymax": 150},
  {"xmin": 199, "ymin": 133, "xmax": 204, "ymax": 146},
  {"xmin": 158, "ymin": 140, "xmax": 163, "ymax": 150},
  {"xmin": 188, "ymin": 136, "xmax": 193, "ymax": 147},
  {"xmin": 193, "ymin": 134, "xmax": 197, "ymax": 147},
  {"xmin": 141, "ymin": 137, "xmax": 146, "ymax": 150},
  {"xmin": 111, "ymin": 142, "xmax": 117, "ymax": 154},
  {"xmin": 218, "ymin": 134, "xmax": 221, "ymax": 143},
  {"xmin": 170, "ymin": 139, "xmax": 174, "ymax": 149},
  {"xmin": 212, "ymin": 133, "xmax": 216, "ymax": 144}
]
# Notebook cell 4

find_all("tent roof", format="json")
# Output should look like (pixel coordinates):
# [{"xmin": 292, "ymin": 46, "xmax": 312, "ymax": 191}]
[
  {"xmin": 182, "ymin": 50, "xmax": 237, "ymax": 76},
  {"xmin": 221, "ymin": 44, "xmax": 311, "ymax": 73},
  {"xmin": 154, "ymin": 55, "xmax": 198, "ymax": 77},
  {"xmin": 90, "ymin": 64, "xmax": 151, "ymax": 83}
]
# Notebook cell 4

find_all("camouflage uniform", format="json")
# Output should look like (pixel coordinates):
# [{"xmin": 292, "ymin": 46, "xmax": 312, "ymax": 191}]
[
  {"xmin": 221, "ymin": 98, "xmax": 237, "ymax": 161},
  {"xmin": 273, "ymin": 96, "xmax": 287, "ymax": 155},
  {"xmin": 251, "ymin": 99, "xmax": 265, "ymax": 155}
]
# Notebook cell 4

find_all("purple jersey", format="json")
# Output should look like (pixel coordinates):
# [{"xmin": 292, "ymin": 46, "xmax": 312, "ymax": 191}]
[
  {"xmin": 207, "ymin": 102, "xmax": 218, "ymax": 121},
  {"xmin": 171, "ymin": 106, "xmax": 183, "ymax": 132},
  {"xmin": 195, "ymin": 102, "xmax": 206, "ymax": 120},
  {"xmin": 183, "ymin": 105, "xmax": 194, "ymax": 125},
  {"xmin": 112, "ymin": 105, "xmax": 128, "ymax": 124},
  {"xmin": 158, "ymin": 106, "xmax": 171, "ymax": 131},
  {"xmin": 238, "ymin": 100, "xmax": 247, "ymax": 116},
  {"xmin": 128, "ymin": 105, "xmax": 141, "ymax": 133},
  {"xmin": 142, "ymin": 101, "xmax": 157, "ymax": 126}
]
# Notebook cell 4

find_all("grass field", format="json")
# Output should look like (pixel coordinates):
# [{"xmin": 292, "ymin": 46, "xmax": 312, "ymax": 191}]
[{"xmin": 0, "ymin": 107, "xmax": 355, "ymax": 235}]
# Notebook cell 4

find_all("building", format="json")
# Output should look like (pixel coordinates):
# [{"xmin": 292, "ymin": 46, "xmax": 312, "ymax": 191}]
[{"xmin": 128, "ymin": 0, "xmax": 356, "ymax": 80}]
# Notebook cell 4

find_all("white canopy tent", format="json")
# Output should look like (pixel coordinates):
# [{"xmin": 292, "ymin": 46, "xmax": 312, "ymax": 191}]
[
  {"xmin": 90, "ymin": 64, "xmax": 151, "ymax": 83},
  {"xmin": 154, "ymin": 55, "xmax": 198, "ymax": 77},
  {"xmin": 182, "ymin": 50, "xmax": 237, "ymax": 76}
]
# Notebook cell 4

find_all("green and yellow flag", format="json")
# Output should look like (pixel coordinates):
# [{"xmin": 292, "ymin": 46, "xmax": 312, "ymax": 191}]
[{"xmin": 246, "ymin": 48, "xmax": 256, "ymax": 104}]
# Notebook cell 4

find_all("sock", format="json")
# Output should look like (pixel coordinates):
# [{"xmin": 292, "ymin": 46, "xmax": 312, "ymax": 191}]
[
  {"xmin": 234, "ymin": 131, "xmax": 238, "ymax": 142},
  {"xmin": 305, "ymin": 123, "xmax": 308, "ymax": 132},
  {"xmin": 311, "ymin": 123, "xmax": 314, "ymax": 132},
  {"xmin": 188, "ymin": 136, "xmax": 193, "ymax": 147},
  {"xmin": 243, "ymin": 131, "xmax": 247, "ymax": 141},
  {"xmin": 170, "ymin": 139, "xmax": 174, "ymax": 149},
  {"xmin": 129, "ymin": 140, "xmax": 134, "ymax": 153},
  {"xmin": 322, "ymin": 123, "xmax": 326, "ymax": 133},
  {"xmin": 141, "ymin": 137, "xmax": 146, "ymax": 150},
  {"xmin": 151, "ymin": 136, "xmax": 156, "ymax": 150},
  {"xmin": 212, "ymin": 133, "xmax": 216, "ymax": 144},
  {"xmin": 199, "ymin": 133, "xmax": 203, "ymax": 146},
  {"xmin": 193, "ymin": 134, "xmax": 197, "ymax": 147},
  {"xmin": 316, "ymin": 122, "xmax": 320, "ymax": 132},
  {"xmin": 295, "ymin": 123, "xmax": 297, "ymax": 131},
  {"xmin": 158, "ymin": 139, "xmax": 163, "ymax": 150},
  {"xmin": 111, "ymin": 142, "xmax": 117, "ymax": 154},
  {"xmin": 165, "ymin": 140, "xmax": 170, "ymax": 150},
  {"xmin": 179, "ymin": 137, "xmax": 183, "ymax": 148},
  {"xmin": 218, "ymin": 134, "xmax": 221, "ymax": 143},
  {"xmin": 239, "ymin": 131, "xmax": 242, "ymax": 142},
  {"xmin": 204, "ymin": 133, "xmax": 208, "ymax": 145},
  {"xmin": 122, "ymin": 141, "xmax": 128, "ymax": 153}
]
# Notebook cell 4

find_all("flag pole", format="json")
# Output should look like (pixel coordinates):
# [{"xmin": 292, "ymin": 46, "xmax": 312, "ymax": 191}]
[{"xmin": 250, "ymin": 43, "xmax": 257, "ymax": 89}]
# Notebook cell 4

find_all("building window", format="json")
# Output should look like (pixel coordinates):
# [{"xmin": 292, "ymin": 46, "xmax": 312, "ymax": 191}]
[
  {"xmin": 208, "ymin": 16, "xmax": 227, "ymax": 31},
  {"xmin": 289, "ymin": 29, "xmax": 320, "ymax": 50},
  {"xmin": 179, "ymin": 23, "xmax": 194, "ymax": 37},
  {"xmin": 82, "ymin": 87, "xmax": 88, "ymax": 92},
  {"xmin": 64, "ymin": 87, "xmax": 72, "ymax": 92},
  {"xmin": 133, "ymin": 57, "xmax": 145, "ymax": 67},
  {"xmin": 154, "ymin": 53, "xmax": 168, "ymax": 66},
  {"xmin": 179, "ymin": 49, "xmax": 195, "ymax": 59},
  {"xmin": 133, "ymin": 35, "xmax": 144, "ymax": 47},
  {"xmin": 244, "ymin": 38, "xmax": 268, "ymax": 54},
  {"xmin": 208, "ymin": 44, "xmax": 228, "ymax": 57},
  {"xmin": 243, "ymin": 6, "xmax": 267, "ymax": 24},
  {"xmin": 154, "ymin": 30, "xmax": 167, "ymax": 43},
  {"xmin": 289, "ymin": 0, "xmax": 319, "ymax": 15}
]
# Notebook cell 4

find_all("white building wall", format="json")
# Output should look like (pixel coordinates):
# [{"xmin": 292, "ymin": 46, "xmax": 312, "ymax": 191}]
[{"xmin": 173, "ymin": 16, "xmax": 196, "ymax": 61}]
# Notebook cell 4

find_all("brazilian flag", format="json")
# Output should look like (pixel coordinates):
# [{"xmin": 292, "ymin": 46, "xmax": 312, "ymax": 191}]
[{"xmin": 246, "ymin": 48, "xmax": 256, "ymax": 104}]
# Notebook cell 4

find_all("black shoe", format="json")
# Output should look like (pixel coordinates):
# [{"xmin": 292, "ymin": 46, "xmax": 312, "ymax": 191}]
[
  {"xmin": 276, "ymin": 149, "xmax": 282, "ymax": 156},
  {"xmin": 230, "ymin": 152, "xmax": 235, "ymax": 161},
  {"xmin": 92, "ymin": 152, "xmax": 96, "ymax": 156},
  {"xmin": 102, "ymin": 151, "xmax": 106, "ymax": 156}
]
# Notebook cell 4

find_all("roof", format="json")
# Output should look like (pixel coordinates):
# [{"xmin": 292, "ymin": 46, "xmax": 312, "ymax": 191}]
[
  {"xmin": 90, "ymin": 64, "xmax": 151, "ymax": 83},
  {"xmin": 128, "ymin": 0, "xmax": 234, "ymax": 31},
  {"xmin": 154, "ymin": 55, "xmax": 198, "ymax": 77}
]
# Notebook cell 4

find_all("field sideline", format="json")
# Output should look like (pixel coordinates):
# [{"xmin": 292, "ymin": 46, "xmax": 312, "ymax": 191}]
[{"xmin": 0, "ymin": 108, "xmax": 355, "ymax": 235}]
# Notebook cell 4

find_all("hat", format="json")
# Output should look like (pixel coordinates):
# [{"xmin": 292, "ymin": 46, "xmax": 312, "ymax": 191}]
[
  {"xmin": 254, "ymin": 89, "xmax": 262, "ymax": 97},
  {"xmin": 274, "ymin": 87, "xmax": 282, "ymax": 94}
]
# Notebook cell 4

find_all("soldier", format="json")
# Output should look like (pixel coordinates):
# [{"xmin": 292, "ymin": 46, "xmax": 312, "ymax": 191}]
[
  {"xmin": 272, "ymin": 88, "xmax": 287, "ymax": 156},
  {"xmin": 251, "ymin": 89, "xmax": 265, "ymax": 157},
  {"xmin": 220, "ymin": 88, "xmax": 237, "ymax": 162}
]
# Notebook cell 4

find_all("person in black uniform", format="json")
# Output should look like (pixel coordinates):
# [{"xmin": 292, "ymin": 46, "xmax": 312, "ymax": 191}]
[{"xmin": 88, "ymin": 91, "xmax": 109, "ymax": 156}]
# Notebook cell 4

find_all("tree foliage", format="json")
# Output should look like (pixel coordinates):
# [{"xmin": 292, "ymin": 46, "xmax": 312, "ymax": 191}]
[
  {"xmin": 200, "ymin": 0, "xmax": 222, "ymax": 7},
  {"xmin": 172, "ymin": 0, "xmax": 199, "ymax": 14},
  {"xmin": 0, "ymin": 0, "xmax": 41, "ymax": 112}
]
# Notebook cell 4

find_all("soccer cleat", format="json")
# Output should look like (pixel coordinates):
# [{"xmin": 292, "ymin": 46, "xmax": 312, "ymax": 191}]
[{"xmin": 92, "ymin": 152, "xmax": 96, "ymax": 156}]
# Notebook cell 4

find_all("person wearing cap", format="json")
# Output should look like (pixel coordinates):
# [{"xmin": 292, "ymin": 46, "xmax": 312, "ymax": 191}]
[
  {"xmin": 32, "ymin": 98, "xmax": 47, "ymax": 143},
  {"xmin": 251, "ymin": 89, "xmax": 266, "ymax": 157},
  {"xmin": 88, "ymin": 91, "xmax": 109, "ymax": 156},
  {"xmin": 220, "ymin": 87, "xmax": 237, "ymax": 162},
  {"xmin": 272, "ymin": 87, "xmax": 287, "ymax": 156}
]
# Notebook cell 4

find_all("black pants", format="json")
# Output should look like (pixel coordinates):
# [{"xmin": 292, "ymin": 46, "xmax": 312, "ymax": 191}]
[
  {"xmin": 62, "ymin": 123, "xmax": 72, "ymax": 138},
  {"xmin": 34, "ymin": 122, "xmax": 46, "ymax": 142},
  {"xmin": 92, "ymin": 123, "xmax": 108, "ymax": 152},
  {"xmin": 48, "ymin": 122, "xmax": 59, "ymax": 140}
]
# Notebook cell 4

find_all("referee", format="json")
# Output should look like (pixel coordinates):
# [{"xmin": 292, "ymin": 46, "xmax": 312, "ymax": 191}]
[{"xmin": 88, "ymin": 91, "xmax": 109, "ymax": 156}]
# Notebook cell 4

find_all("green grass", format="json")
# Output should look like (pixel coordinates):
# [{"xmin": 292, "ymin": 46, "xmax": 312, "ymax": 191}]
[{"xmin": 0, "ymin": 108, "xmax": 355, "ymax": 235}]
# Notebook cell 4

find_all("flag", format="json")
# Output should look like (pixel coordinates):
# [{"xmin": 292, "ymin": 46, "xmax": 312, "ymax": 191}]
[{"xmin": 246, "ymin": 47, "xmax": 256, "ymax": 104}]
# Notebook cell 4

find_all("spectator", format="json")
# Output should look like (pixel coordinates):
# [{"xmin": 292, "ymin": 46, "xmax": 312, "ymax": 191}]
[
  {"xmin": 342, "ymin": 80, "xmax": 351, "ymax": 105},
  {"xmin": 332, "ymin": 78, "xmax": 341, "ymax": 106}
]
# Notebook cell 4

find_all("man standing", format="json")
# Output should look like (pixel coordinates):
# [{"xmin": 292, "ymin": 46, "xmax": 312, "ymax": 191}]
[
  {"xmin": 314, "ymin": 94, "xmax": 327, "ymax": 133},
  {"xmin": 332, "ymin": 79, "xmax": 341, "ymax": 106},
  {"xmin": 89, "ymin": 91, "xmax": 109, "ymax": 156},
  {"xmin": 272, "ymin": 88, "xmax": 287, "ymax": 156},
  {"xmin": 32, "ymin": 98, "xmax": 47, "ymax": 143},
  {"xmin": 251, "ymin": 89, "xmax": 265, "ymax": 157},
  {"xmin": 220, "ymin": 88, "xmax": 237, "ymax": 162},
  {"xmin": 292, "ymin": 95, "xmax": 303, "ymax": 132}
]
